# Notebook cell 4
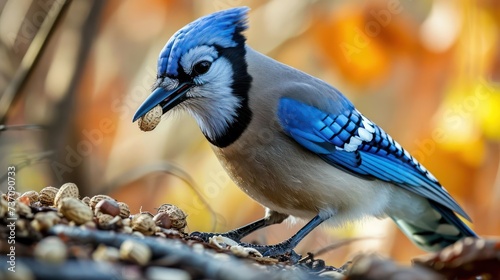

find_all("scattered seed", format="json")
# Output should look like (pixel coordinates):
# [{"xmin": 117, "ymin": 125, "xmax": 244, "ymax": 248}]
[{"xmin": 209, "ymin": 235, "xmax": 239, "ymax": 249}]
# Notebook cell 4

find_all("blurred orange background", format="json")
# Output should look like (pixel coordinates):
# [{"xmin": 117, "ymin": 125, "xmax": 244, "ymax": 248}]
[{"xmin": 1, "ymin": 0, "xmax": 499, "ymax": 265}]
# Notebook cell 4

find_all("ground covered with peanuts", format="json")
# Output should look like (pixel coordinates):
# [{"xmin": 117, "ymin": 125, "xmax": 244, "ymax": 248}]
[{"xmin": 1, "ymin": 183, "xmax": 499, "ymax": 280}]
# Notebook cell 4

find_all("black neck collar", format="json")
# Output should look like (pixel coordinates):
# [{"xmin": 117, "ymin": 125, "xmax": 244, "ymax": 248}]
[{"xmin": 205, "ymin": 43, "xmax": 252, "ymax": 148}]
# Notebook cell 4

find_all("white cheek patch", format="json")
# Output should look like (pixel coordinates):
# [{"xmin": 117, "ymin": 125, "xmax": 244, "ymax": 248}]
[
  {"xmin": 187, "ymin": 57, "xmax": 234, "ymax": 98},
  {"xmin": 184, "ymin": 57, "xmax": 242, "ymax": 140},
  {"xmin": 180, "ymin": 45, "xmax": 218, "ymax": 75},
  {"xmin": 193, "ymin": 57, "xmax": 233, "ymax": 89}
]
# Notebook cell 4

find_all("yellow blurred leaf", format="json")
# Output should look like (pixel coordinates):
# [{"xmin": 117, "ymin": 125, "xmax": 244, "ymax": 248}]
[
  {"xmin": 433, "ymin": 82, "xmax": 491, "ymax": 167},
  {"xmin": 312, "ymin": 6, "xmax": 390, "ymax": 86},
  {"xmin": 477, "ymin": 83, "xmax": 500, "ymax": 139}
]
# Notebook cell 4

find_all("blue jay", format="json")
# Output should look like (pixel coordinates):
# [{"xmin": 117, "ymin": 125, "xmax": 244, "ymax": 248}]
[{"xmin": 133, "ymin": 7, "xmax": 476, "ymax": 260}]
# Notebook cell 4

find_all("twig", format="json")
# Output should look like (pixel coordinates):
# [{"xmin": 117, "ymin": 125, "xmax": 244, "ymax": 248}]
[
  {"xmin": 311, "ymin": 236, "xmax": 378, "ymax": 257},
  {"xmin": 0, "ymin": 150, "xmax": 54, "ymax": 185},
  {"xmin": 0, "ymin": 124, "xmax": 45, "ymax": 131},
  {"xmin": 100, "ymin": 161, "xmax": 220, "ymax": 232}
]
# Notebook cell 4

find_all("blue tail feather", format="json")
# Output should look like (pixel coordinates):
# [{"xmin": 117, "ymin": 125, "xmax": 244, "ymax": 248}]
[{"xmin": 391, "ymin": 199, "xmax": 476, "ymax": 252}]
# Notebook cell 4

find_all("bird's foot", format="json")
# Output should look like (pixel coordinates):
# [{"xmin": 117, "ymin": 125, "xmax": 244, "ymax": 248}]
[
  {"xmin": 190, "ymin": 232, "xmax": 301, "ymax": 263},
  {"xmin": 189, "ymin": 231, "xmax": 242, "ymax": 243},
  {"xmin": 190, "ymin": 217, "xmax": 271, "ymax": 243},
  {"xmin": 239, "ymin": 241, "xmax": 302, "ymax": 264}
]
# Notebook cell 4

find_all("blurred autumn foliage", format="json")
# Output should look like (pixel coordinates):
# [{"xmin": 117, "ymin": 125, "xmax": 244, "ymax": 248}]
[{"xmin": 1, "ymin": 0, "xmax": 499, "ymax": 266}]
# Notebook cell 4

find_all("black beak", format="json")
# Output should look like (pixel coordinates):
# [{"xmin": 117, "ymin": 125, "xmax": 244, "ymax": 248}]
[{"xmin": 132, "ymin": 82, "xmax": 193, "ymax": 122}]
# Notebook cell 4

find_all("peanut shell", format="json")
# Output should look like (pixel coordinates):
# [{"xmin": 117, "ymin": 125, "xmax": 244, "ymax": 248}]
[
  {"xmin": 39, "ymin": 186, "xmax": 58, "ymax": 206},
  {"xmin": 157, "ymin": 204, "xmax": 187, "ymax": 232},
  {"xmin": 138, "ymin": 105, "xmax": 162, "ymax": 131},
  {"xmin": 131, "ymin": 213, "xmax": 156, "ymax": 236},
  {"xmin": 58, "ymin": 197, "xmax": 93, "ymax": 225},
  {"xmin": 54, "ymin": 183, "xmax": 79, "ymax": 206},
  {"xmin": 19, "ymin": 190, "xmax": 39, "ymax": 205},
  {"xmin": 118, "ymin": 202, "xmax": 130, "ymax": 218}
]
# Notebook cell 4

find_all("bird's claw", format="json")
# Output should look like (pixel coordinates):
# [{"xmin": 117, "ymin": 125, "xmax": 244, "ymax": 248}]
[
  {"xmin": 237, "ymin": 242, "xmax": 302, "ymax": 263},
  {"xmin": 190, "ymin": 231, "xmax": 301, "ymax": 263},
  {"xmin": 189, "ymin": 231, "xmax": 215, "ymax": 242},
  {"xmin": 189, "ymin": 231, "xmax": 242, "ymax": 243}
]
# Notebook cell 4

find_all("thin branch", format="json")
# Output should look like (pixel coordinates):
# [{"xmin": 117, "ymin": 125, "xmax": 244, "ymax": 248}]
[
  {"xmin": 311, "ymin": 237, "xmax": 378, "ymax": 257},
  {"xmin": 0, "ymin": 150, "xmax": 54, "ymax": 184},
  {"xmin": 0, "ymin": 124, "xmax": 45, "ymax": 131},
  {"xmin": 100, "ymin": 161, "xmax": 220, "ymax": 232}
]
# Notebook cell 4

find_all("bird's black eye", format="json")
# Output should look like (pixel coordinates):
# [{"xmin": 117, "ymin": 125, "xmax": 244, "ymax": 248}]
[{"xmin": 193, "ymin": 61, "xmax": 211, "ymax": 75}]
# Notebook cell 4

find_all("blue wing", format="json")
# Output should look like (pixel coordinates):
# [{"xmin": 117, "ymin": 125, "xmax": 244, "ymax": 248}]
[{"xmin": 277, "ymin": 97, "xmax": 471, "ymax": 221}]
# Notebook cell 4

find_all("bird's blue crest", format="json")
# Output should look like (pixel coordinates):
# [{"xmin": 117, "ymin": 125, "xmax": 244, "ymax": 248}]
[{"xmin": 158, "ymin": 7, "xmax": 250, "ymax": 77}]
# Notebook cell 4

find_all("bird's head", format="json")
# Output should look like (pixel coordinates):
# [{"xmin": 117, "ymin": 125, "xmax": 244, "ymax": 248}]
[{"xmin": 133, "ymin": 7, "xmax": 253, "ymax": 148}]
